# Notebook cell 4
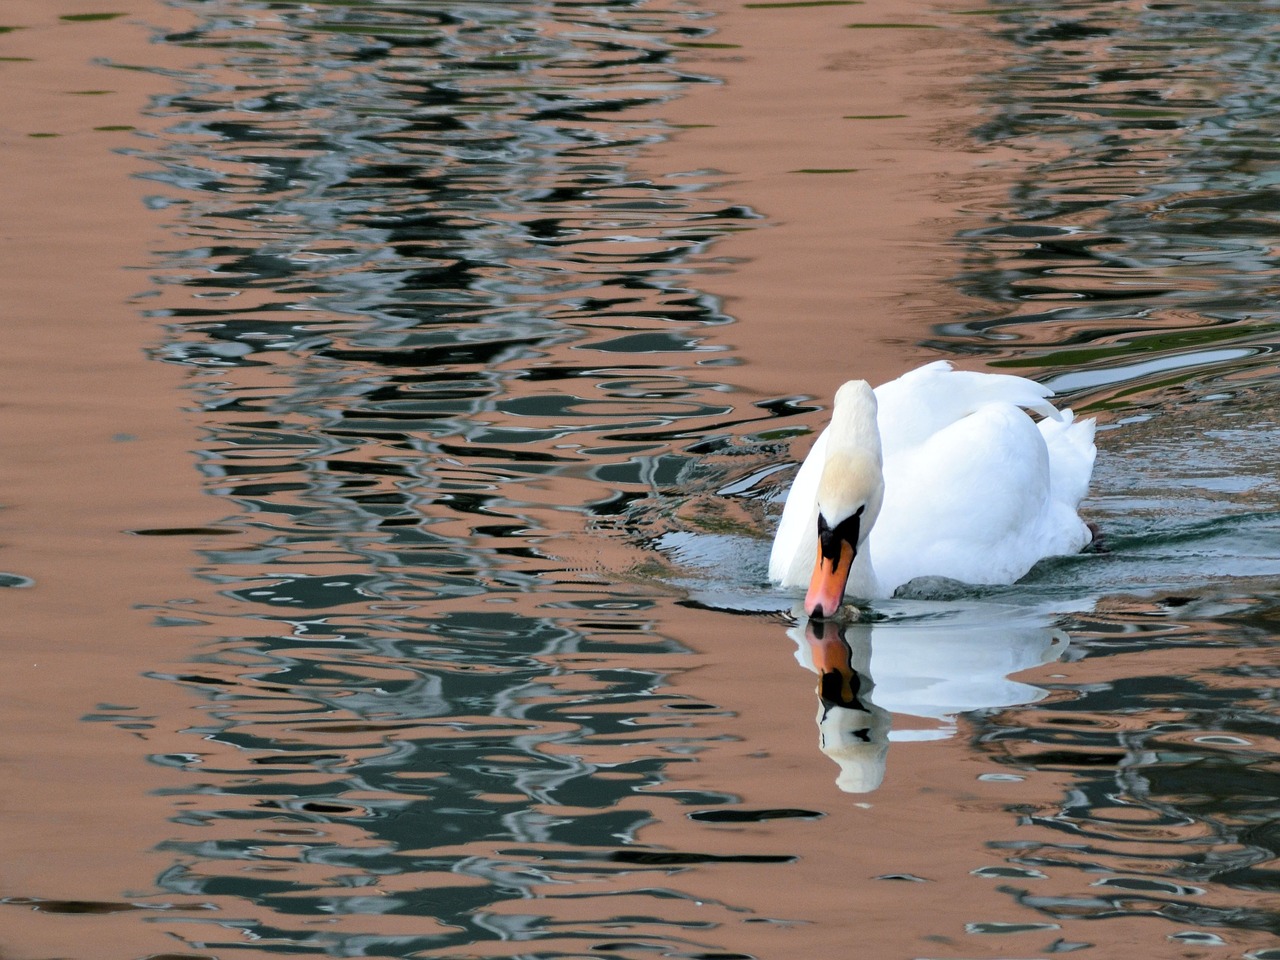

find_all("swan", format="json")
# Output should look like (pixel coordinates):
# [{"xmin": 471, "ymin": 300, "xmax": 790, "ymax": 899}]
[{"xmin": 769, "ymin": 361, "xmax": 1096, "ymax": 617}]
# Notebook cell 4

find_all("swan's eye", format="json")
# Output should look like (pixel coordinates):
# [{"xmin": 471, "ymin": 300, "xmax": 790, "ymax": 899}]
[{"xmin": 817, "ymin": 505, "xmax": 865, "ymax": 561}]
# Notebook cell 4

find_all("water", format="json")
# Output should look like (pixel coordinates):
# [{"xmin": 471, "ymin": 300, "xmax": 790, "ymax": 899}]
[{"xmin": 1, "ymin": 0, "xmax": 1277, "ymax": 957}]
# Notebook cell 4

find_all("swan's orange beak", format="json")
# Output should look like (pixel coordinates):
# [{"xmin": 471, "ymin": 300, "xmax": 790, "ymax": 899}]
[{"xmin": 805, "ymin": 537, "xmax": 855, "ymax": 619}]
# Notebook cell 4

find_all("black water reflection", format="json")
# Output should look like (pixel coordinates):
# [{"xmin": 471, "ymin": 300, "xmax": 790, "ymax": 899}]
[
  {"xmin": 942, "ymin": 0, "xmax": 1280, "ymax": 411},
  {"xmin": 924, "ymin": 7, "xmax": 1280, "ymax": 938},
  {"xmin": 975, "ymin": 593, "xmax": 1280, "ymax": 941},
  {"xmin": 73, "ymin": 0, "xmax": 1280, "ymax": 954},
  {"xmin": 126, "ymin": 0, "xmax": 785, "ymax": 954},
  {"xmin": 930, "ymin": 0, "xmax": 1280, "ymax": 931},
  {"xmin": 150, "ymin": 606, "xmax": 746, "ymax": 955},
  {"xmin": 133, "ymin": 0, "xmax": 780, "ymax": 598}
]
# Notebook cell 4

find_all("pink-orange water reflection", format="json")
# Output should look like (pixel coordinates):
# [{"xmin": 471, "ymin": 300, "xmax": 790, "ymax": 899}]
[{"xmin": 1, "ymin": 0, "xmax": 1278, "ymax": 957}]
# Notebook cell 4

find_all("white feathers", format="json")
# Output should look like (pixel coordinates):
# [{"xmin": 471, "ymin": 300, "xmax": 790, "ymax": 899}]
[{"xmin": 769, "ymin": 361, "xmax": 1096, "ymax": 599}]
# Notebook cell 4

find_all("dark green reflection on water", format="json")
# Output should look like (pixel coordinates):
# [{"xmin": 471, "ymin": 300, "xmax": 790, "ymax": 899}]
[
  {"xmin": 151, "ymin": 607, "xmax": 735, "ymax": 952},
  {"xmin": 977, "ymin": 596, "xmax": 1280, "ymax": 935},
  {"xmin": 946, "ymin": 3, "xmax": 1280, "ymax": 932},
  {"xmin": 129, "ymin": 0, "xmax": 778, "ymax": 954},
  {"xmin": 944, "ymin": 0, "xmax": 1280, "ymax": 409}
]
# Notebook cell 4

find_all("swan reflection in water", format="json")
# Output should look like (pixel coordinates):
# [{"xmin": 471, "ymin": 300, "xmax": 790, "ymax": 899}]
[{"xmin": 790, "ymin": 608, "xmax": 1070, "ymax": 793}]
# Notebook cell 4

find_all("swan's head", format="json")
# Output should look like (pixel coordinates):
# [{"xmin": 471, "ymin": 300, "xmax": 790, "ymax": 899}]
[{"xmin": 805, "ymin": 381, "xmax": 884, "ymax": 619}]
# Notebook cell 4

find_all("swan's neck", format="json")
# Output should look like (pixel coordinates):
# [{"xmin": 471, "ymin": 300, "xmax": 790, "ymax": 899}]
[
  {"xmin": 827, "ymin": 382, "xmax": 883, "ymax": 463},
  {"xmin": 820, "ymin": 381, "xmax": 887, "ymax": 600}
]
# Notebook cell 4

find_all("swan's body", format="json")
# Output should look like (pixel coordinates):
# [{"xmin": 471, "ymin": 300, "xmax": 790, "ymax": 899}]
[{"xmin": 769, "ymin": 361, "xmax": 1096, "ymax": 615}]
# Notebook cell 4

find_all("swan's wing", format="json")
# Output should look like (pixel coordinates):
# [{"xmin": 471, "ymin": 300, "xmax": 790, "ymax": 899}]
[{"xmin": 872, "ymin": 402, "xmax": 1089, "ymax": 592}]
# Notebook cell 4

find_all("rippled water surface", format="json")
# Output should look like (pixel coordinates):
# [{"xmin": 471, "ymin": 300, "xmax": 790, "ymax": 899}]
[{"xmin": 2, "ymin": 0, "xmax": 1278, "ymax": 956}]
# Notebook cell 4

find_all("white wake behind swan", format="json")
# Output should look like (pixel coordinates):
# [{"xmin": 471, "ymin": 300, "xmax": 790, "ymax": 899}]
[{"xmin": 769, "ymin": 361, "xmax": 1096, "ymax": 617}]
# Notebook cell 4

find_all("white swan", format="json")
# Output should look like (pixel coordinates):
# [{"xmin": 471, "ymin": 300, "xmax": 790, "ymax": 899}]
[{"xmin": 769, "ymin": 361, "xmax": 1096, "ymax": 617}]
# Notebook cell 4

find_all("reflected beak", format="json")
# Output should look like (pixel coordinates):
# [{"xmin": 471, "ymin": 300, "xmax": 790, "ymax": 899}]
[{"xmin": 805, "ymin": 537, "xmax": 855, "ymax": 619}]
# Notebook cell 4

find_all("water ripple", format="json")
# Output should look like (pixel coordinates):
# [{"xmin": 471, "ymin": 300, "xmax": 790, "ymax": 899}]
[
  {"xmin": 41, "ymin": 0, "xmax": 1279, "ymax": 956},
  {"xmin": 939, "ymin": 0, "xmax": 1280, "ymax": 409}
]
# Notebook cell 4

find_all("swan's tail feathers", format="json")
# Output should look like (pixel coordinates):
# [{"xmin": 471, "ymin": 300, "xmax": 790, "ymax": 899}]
[{"xmin": 1039, "ymin": 409, "xmax": 1097, "ymax": 507}]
